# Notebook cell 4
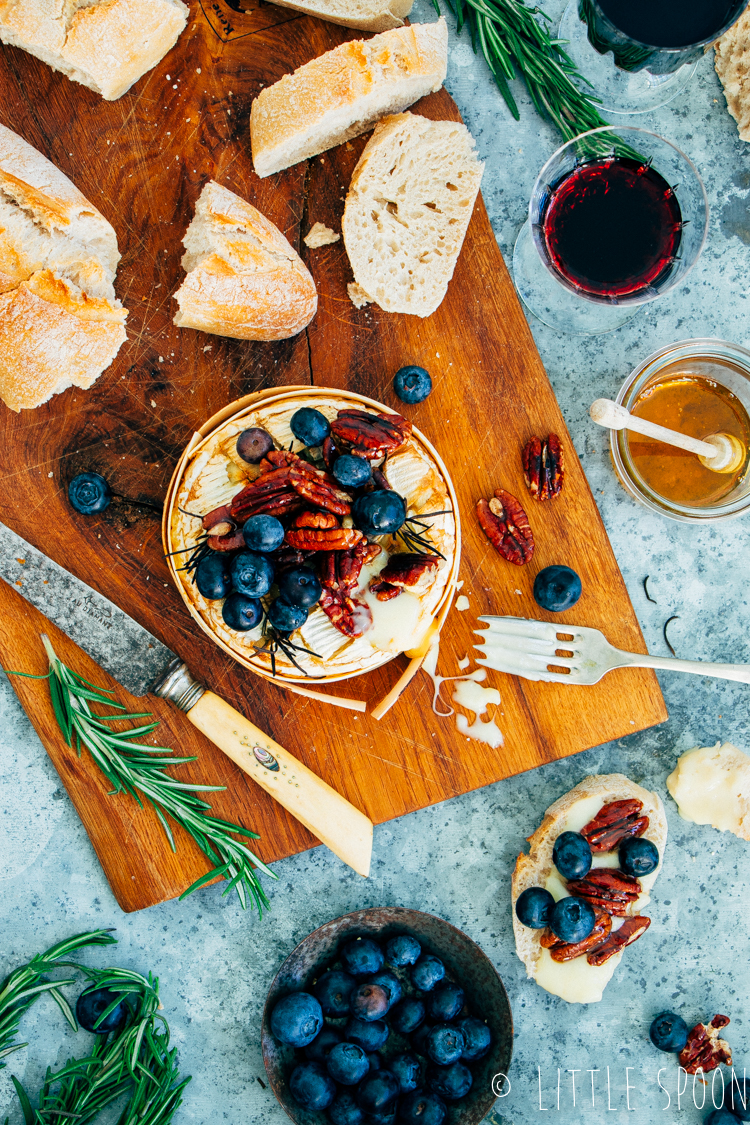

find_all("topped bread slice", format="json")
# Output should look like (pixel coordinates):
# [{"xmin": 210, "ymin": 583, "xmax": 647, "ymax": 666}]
[
  {"xmin": 269, "ymin": 0, "xmax": 413, "ymax": 32},
  {"xmin": 250, "ymin": 19, "xmax": 448, "ymax": 178},
  {"xmin": 342, "ymin": 112, "xmax": 484, "ymax": 317}
]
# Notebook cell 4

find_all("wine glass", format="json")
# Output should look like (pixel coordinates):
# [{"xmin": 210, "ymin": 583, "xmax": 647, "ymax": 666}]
[
  {"xmin": 559, "ymin": 0, "xmax": 750, "ymax": 115},
  {"xmin": 512, "ymin": 126, "xmax": 709, "ymax": 336}
]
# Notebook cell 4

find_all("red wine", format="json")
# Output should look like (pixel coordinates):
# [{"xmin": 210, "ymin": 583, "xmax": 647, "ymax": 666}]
[
  {"xmin": 597, "ymin": 0, "xmax": 743, "ymax": 48},
  {"xmin": 541, "ymin": 157, "xmax": 682, "ymax": 299}
]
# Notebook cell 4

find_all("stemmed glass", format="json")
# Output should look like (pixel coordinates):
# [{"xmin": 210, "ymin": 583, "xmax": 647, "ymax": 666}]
[
  {"xmin": 559, "ymin": 0, "xmax": 750, "ymax": 115},
  {"xmin": 512, "ymin": 126, "xmax": 709, "ymax": 336}
]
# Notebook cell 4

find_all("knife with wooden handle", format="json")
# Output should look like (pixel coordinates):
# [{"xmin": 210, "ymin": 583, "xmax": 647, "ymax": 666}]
[{"xmin": 0, "ymin": 521, "xmax": 373, "ymax": 878}]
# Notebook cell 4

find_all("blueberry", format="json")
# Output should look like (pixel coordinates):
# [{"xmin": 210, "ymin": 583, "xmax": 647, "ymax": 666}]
[
  {"xmin": 68, "ymin": 472, "xmax": 112, "ymax": 515},
  {"xmin": 427, "ymin": 1062, "xmax": 473, "ymax": 1102},
  {"xmin": 399, "ymin": 1091, "xmax": 447, "ymax": 1125},
  {"xmin": 267, "ymin": 598, "xmax": 308, "ymax": 634},
  {"xmin": 76, "ymin": 987, "xmax": 128, "ymax": 1034},
  {"xmin": 649, "ymin": 1011, "xmax": 689, "ymax": 1053},
  {"xmin": 289, "ymin": 1060, "xmax": 336, "ymax": 1110},
  {"xmin": 552, "ymin": 832, "xmax": 593, "ymax": 880},
  {"xmin": 305, "ymin": 1026, "xmax": 343, "ymax": 1062},
  {"xmin": 394, "ymin": 365, "xmax": 432, "ymax": 405},
  {"xmin": 195, "ymin": 554, "xmax": 232, "ymax": 600},
  {"xmin": 390, "ymin": 998, "xmax": 425, "ymax": 1035},
  {"xmin": 345, "ymin": 1017, "xmax": 389, "ymax": 1053},
  {"xmin": 704, "ymin": 1111, "xmax": 739, "ymax": 1125},
  {"xmin": 341, "ymin": 937, "xmax": 384, "ymax": 978},
  {"xmin": 384, "ymin": 935, "xmax": 421, "ymax": 967},
  {"xmin": 730, "ymin": 1076, "xmax": 750, "ymax": 1121},
  {"xmin": 410, "ymin": 1021, "xmax": 434, "ymax": 1058},
  {"xmin": 291, "ymin": 407, "xmax": 330, "ymax": 447},
  {"xmin": 352, "ymin": 491, "xmax": 406, "ymax": 537},
  {"xmin": 270, "ymin": 992, "xmax": 323, "ymax": 1047},
  {"xmin": 620, "ymin": 836, "xmax": 659, "ymax": 877},
  {"xmin": 236, "ymin": 427, "xmax": 274, "ymax": 464},
  {"xmin": 230, "ymin": 551, "xmax": 274, "ymax": 598},
  {"xmin": 457, "ymin": 1017, "xmax": 491, "ymax": 1061},
  {"xmin": 548, "ymin": 897, "xmax": 596, "ymax": 944},
  {"xmin": 328, "ymin": 1090, "xmax": 365, "ymax": 1125},
  {"xmin": 368, "ymin": 972, "xmax": 402, "ymax": 1011},
  {"xmin": 533, "ymin": 565, "xmax": 582, "ymax": 613},
  {"xmin": 425, "ymin": 1025, "xmax": 465, "ymax": 1066},
  {"xmin": 277, "ymin": 567, "xmax": 321, "ymax": 608},
  {"xmin": 351, "ymin": 983, "xmax": 389, "ymax": 1022},
  {"xmin": 411, "ymin": 955, "xmax": 445, "ymax": 992},
  {"xmin": 515, "ymin": 887, "xmax": 555, "ymax": 929},
  {"xmin": 333, "ymin": 454, "xmax": 372, "ymax": 489},
  {"xmin": 366, "ymin": 1109, "xmax": 397, "ymax": 1125},
  {"xmin": 356, "ymin": 1070, "xmax": 400, "ymax": 1114},
  {"xmin": 313, "ymin": 970, "xmax": 356, "ymax": 1017},
  {"xmin": 222, "ymin": 592, "xmax": 262, "ymax": 631},
  {"xmin": 327, "ymin": 1042, "xmax": 370, "ymax": 1086},
  {"xmin": 390, "ymin": 1053, "xmax": 421, "ymax": 1094},
  {"xmin": 425, "ymin": 982, "xmax": 464, "ymax": 1022},
  {"xmin": 367, "ymin": 1053, "xmax": 382, "ymax": 1072},
  {"xmin": 242, "ymin": 514, "xmax": 284, "ymax": 553}
]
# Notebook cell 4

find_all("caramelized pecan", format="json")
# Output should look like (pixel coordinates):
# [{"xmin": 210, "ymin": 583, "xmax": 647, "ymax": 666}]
[
  {"xmin": 566, "ymin": 869, "xmax": 640, "ymax": 916},
  {"xmin": 369, "ymin": 580, "xmax": 402, "ymax": 601},
  {"xmin": 294, "ymin": 510, "xmax": 340, "ymax": 530},
  {"xmin": 331, "ymin": 409, "xmax": 411, "ymax": 460},
  {"xmin": 322, "ymin": 436, "xmax": 338, "ymax": 473},
  {"xmin": 581, "ymin": 800, "xmax": 649, "ymax": 853},
  {"xmin": 319, "ymin": 588, "xmax": 372, "ymax": 637},
  {"xmin": 207, "ymin": 528, "xmax": 246, "ymax": 552},
  {"xmin": 586, "ymin": 915, "xmax": 651, "ymax": 966},
  {"xmin": 320, "ymin": 543, "xmax": 381, "ymax": 593},
  {"xmin": 542, "ymin": 910, "xmax": 613, "ymax": 962},
  {"xmin": 523, "ymin": 434, "xmax": 564, "ymax": 501},
  {"xmin": 679, "ymin": 1016, "xmax": 732, "ymax": 1074},
  {"xmin": 373, "ymin": 552, "xmax": 439, "ymax": 591},
  {"xmin": 285, "ymin": 527, "xmax": 364, "ymax": 551},
  {"xmin": 202, "ymin": 503, "xmax": 233, "ymax": 532},
  {"xmin": 228, "ymin": 468, "xmax": 300, "ymax": 521},
  {"xmin": 477, "ymin": 490, "xmax": 534, "ymax": 565},
  {"xmin": 289, "ymin": 468, "xmax": 352, "ymax": 516}
]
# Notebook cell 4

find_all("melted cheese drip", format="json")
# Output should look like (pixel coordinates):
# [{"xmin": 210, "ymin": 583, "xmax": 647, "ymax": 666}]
[
  {"xmin": 667, "ymin": 742, "xmax": 750, "ymax": 839},
  {"xmin": 422, "ymin": 638, "xmax": 504, "ymax": 747}
]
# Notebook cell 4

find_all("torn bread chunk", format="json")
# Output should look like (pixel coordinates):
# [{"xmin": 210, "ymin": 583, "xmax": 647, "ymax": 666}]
[
  {"xmin": 268, "ymin": 0, "xmax": 412, "ymax": 32},
  {"xmin": 715, "ymin": 8, "xmax": 750, "ymax": 141},
  {"xmin": 304, "ymin": 222, "xmax": 340, "ymax": 248}
]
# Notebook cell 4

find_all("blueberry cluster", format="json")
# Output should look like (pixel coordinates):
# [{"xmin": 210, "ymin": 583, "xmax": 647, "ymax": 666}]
[{"xmin": 269, "ymin": 932, "xmax": 492, "ymax": 1124}]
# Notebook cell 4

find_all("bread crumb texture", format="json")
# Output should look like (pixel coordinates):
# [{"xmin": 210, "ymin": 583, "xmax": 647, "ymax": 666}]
[
  {"xmin": 304, "ymin": 221, "xmax": 340, "ymax": 248},
  {"xmin": 347, "ymin": 281, "xmax": 371, "ymax": 309},
  {"xmin": 173, "ymin": 180, "xmax": 318, "ymax": 341},
  {"xmin": 0, "ymin": 0, "xmax": 187, "ymax": 99},
  {"xmin": 268, "ymin": 0, "xmax": 413, "ymax": 33},
  {"xmin": 715, "ymin": 9, "xmax": 750, "ymax": 141},
  {"xmin": 0, "ymin": 124, "xmax": 127, "ymax": 411},
  {"xmin": 343, "ymin": 112, "xmax": 484, "ymax": 317},
  {"xmin": 250, "ymin": 19, "xmax": 448, "ymax": 178}
]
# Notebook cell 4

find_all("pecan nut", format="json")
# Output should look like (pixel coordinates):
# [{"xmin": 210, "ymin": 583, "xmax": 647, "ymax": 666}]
[
  {"xmin": 679, "ymin": 1016, "xmax": 732, "ymax": 1074},
  {"xmin": 207, "ymin": 529, "xmax": 246, "ymax": 552},
  {"xmin": 581, "ymin": 799, "xmax": 649, "ymax": 853},
  {"xmin": 294, "ymin": 510, "xmax": 340, "ymax": 530},
  {"xmin": 285, "ymin": 527, "xmax": 364, "ymax": 551},
  {"xmin": 320, "ymin": 588, "xmax": 372, "ymax": 637},
  {"xmin": 372, "ymin": 552, "xmax": 439, "ymax": 593},
  {"xmin": 477, "ymin": 489, "xmax": 534, "ymax": 566},
  {"xmin": 587, "ymin": 915, "xmax": 651, "ymax": 966},
  {"xmin": 566, "ymin": 869, "xmax": 640, "ymax": 917},
  {"xmin": 369, "ymin": 580, "xmax": 402, "ymax": 602},
  {"xmin": 320, "ymin": 543, "xmax": 382, "ymax": 593},
  {"xmin": 202, "ymin": 503, "xmax": 233, "ymax": 532},
  {"xmin": 542, "ymin": 910, "xmax": 613, "ymax": 962},
  {"xmin": 523, "ymin": 434, "xmax": 564, "ymax": 501},
  {"xmin": 289, "ymin": 468, "xmax": 352, "ymax": 516},
  {"xmin": 331, "ymin": 409, "xmax": 412, "ymax": 460}
]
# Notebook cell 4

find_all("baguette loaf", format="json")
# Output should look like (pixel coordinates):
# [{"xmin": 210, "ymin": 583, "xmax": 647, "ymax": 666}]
[
  {"xmin": 0, "ymin": 124, "xmax": 127, "ymax": 412},
  {"xmin": 511, "ymin": 774, "xmax": 668, "ymax": 1004},
  {"xmin": 172, "ymin": 180, "xmax": 318, "ymax": 341},
  {"xmin": 342, "ymin": 112, "xmax": 483, "ymax": 317},
  {"xmin": 0, "ymin": 0, "xmax": 188, "ymax": 100},
  {"xmin": 268, "ymin": 0, "xmax": 413, "ymax": 32},
  {"xmin": 250, "ymin": 19, "xmax": 448, "ymax": 178}
]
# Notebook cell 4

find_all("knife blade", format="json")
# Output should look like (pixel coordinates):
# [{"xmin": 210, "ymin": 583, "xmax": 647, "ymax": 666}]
[{"xmin": 0, "ymin": 521, "xmax": 372, "ymax": 878}]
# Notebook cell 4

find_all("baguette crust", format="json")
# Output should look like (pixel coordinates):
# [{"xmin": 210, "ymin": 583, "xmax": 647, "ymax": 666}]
[
  {"xmin": 0, "ymin": 0, "xmax": 188, "ymax": 100},
  {"xmin": 268, "ymin": 0, "xmax": 413, "ymax": 32},
  {"xmin": 511, "ymin": 774, "xmax": 668, "ymax": 1003},
  {"xmin": 173, "ymin": 180, "xmax": 318, "ymax": 341},
  {"xmin": 715, "ymin": 9, "xmax": 750, "ymax": 142},
  {"xmin": 250, "ymin": 19, "xmax": 448, "ymax": 178}
]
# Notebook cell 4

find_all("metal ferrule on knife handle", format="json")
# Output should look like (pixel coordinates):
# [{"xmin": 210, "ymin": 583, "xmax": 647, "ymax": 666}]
[{"xmin": 151, "ymin": 659, "xmax": 206, "ymax": 712}]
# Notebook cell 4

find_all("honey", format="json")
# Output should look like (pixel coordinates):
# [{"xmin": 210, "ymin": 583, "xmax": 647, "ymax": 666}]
[{"xmin": 628, "ymin": 372, "xmax": 750, "ymax": 506}]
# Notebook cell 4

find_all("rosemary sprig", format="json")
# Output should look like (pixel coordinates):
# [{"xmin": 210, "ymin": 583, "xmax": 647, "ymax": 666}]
[
  {"xmin": 6, "ymin": 638, "xmax": 276, "ymax": 913},
  {"xmin": 435, "ymin": 0, "xmax": 611, "ymax": 142}
]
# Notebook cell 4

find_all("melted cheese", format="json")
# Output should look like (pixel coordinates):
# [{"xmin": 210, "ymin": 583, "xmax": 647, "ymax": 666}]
[
  {"xmin": 534, "ymin": 945, "xmax": 622, "ymax": 1005},
  {"xmin": 667, "ymin": 742, "xmax": 750, "ymax": 840}
]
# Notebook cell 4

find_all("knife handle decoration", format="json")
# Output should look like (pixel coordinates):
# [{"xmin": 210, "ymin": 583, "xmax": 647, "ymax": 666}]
[{"xmin": 152, "ymin": 660, "xmax": 373, "ymax": 878}]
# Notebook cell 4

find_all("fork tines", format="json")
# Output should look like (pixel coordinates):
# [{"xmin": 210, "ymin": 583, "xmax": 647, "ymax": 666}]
[{"xmin": 474, "ymin": 615, "xmax": 583, "ymax": 683}]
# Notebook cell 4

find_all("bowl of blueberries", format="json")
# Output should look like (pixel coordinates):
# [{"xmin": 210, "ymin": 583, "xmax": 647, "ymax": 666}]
[{"xmin": 261, "ymin": 907, "xmax": 513, "ymax": 1125}]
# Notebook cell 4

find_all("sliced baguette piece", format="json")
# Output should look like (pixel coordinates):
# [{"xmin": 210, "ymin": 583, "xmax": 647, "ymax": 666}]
[
  {"xmin": 715, "ymin": 8, "xmax": 750, "ymax": 142},
  {"xmin": 172, "ymin": 180, "xmax": 318, "ymax": 341},
  {"xmin": 342, "ymin": 112, "xmax": 483, "ymax": 317},
  {"xmin": 0, "ymin": 0, "xmax": 188, "ymax": 100},
  {"xmin": 268, "ymin": 0, "xmax": 412, "ymax": 32},
  {"xmin": 511, "ymin": 774, "xmax": 668, "ymax": 1005},
  {"xmin": 250, "ymin": 19, "xmax": 447, "ymax": 178}
]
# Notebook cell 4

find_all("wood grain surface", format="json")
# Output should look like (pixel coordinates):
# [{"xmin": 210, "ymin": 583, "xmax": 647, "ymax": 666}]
[{"xmin": 0, "ymin": 3, "xmax": 667, "ymax": 912}]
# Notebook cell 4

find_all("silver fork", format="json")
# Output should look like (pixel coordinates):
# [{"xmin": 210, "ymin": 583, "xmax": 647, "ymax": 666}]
[{"xmin": 474, "ymin": 616, "xmax": 750, "ymax": 686}]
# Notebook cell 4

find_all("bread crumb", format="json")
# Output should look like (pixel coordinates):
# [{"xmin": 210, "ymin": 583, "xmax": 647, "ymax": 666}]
[
  {"xmin": 304, "ymin": 222, "xmax": 340, "ymax": 249},
  {"xmin": 348, "ymin": 282, "xmax": 371, "ymax": 309},
  {"xmin": 715, "ymin": 10, "xmax": 750, "ymax": 140}
]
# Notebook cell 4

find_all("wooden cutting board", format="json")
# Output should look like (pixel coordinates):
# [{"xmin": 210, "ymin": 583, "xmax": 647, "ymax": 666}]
[{"xmin": 0, "ymin": 5, "xmax": 667, "ymax": 912}]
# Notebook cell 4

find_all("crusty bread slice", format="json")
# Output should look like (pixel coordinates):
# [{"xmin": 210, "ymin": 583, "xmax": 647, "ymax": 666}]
[
  {"xmin": 0, "ymin": 124, "xmax": 127, "ymax": 411},
  {"xmin": 715, "ymin": 9, "xmax": 750, "ymax": 142},
  {"xmin": 250, "ymin": 19, "xmax": 447, "ymax": 178},
  {"xmin": 0, "ymin": 0, "xmax": 188, "ymax": 100},
  {"xmin": 268, "ymin": 0, "xmax": 412, "ymax": 32},
  {"xmin": 342, "ymin": 112, "xmax": 483, "ymax": 317},
  {"xmin": 172, "ymin": 180, "xmax": 318, "ymax": 341},
  {"xmin": 511, "ymin": 774, "xmax": 668, "ymax": 1005}
]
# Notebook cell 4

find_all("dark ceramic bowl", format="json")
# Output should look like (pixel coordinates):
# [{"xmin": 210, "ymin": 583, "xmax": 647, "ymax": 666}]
[{"xmin": 261, "ymin": 907, "xmax": 513, "ymax": 1125}]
